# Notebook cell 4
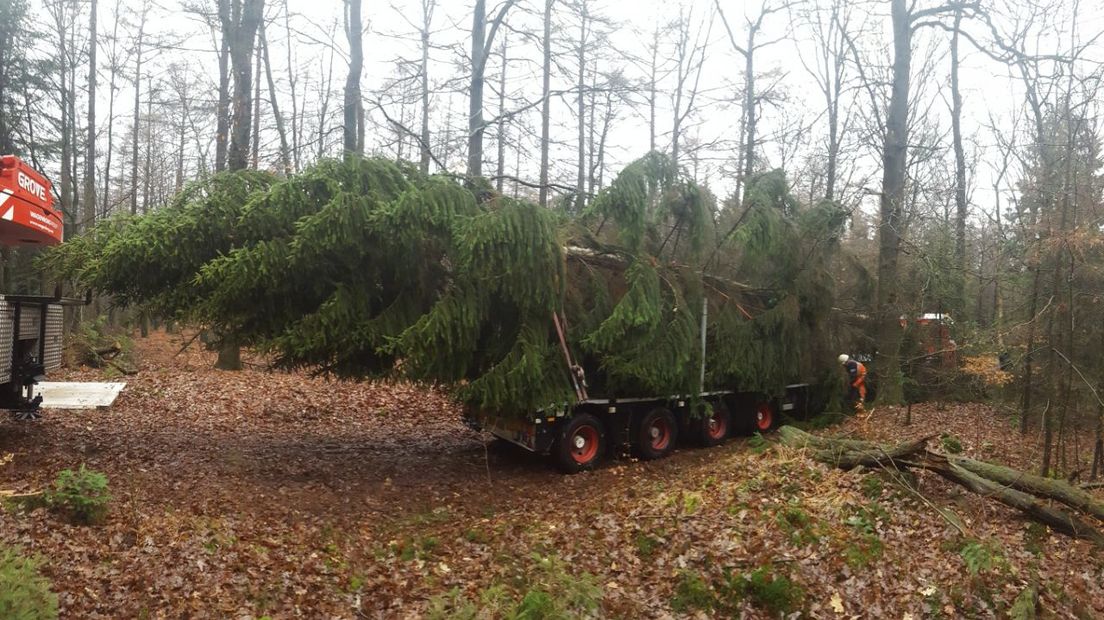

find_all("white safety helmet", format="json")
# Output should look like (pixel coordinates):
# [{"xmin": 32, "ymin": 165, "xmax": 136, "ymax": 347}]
[{"xmin": 838, "ymin": 354, "xmax": 849, "ymax": 365}]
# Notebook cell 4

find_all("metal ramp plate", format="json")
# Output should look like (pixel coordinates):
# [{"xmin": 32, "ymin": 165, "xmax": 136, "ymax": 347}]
[{"xmin": 36, "ymin": 382, "xmax": 125, "ymax": 409}]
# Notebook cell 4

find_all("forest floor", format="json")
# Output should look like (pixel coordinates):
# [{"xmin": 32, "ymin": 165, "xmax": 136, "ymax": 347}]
[{"xmin": 1, "ymin": 331, "xmax": 1102, "ymax": 619}]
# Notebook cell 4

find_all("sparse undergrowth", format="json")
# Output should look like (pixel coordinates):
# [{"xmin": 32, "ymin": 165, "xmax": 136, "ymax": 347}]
[
  {"xmin": 670, "ymin": 565, "xmax": 805, "ymax": 616},
  {"xmin": 67, "ymin": 316, "xmax": 137, "ymax": 376},
  {"xmin": 425, "ymin": 553, "xmax": 601, "ymax": 619},
  {"xmin": 47, "ymin": 466, "xmax": 111, "ymax": 525},
  {"xmin": 0, "ymin": 545, "xmax": 58, "ymax": 620}
]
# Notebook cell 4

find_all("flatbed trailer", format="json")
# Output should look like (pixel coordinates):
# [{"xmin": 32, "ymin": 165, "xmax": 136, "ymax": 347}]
[
  {"xmin": 465, "ymin": 297, "xmax": 823, "ymax": 472},
  {"xmin": 465, "ymin": 383, "xmax": 815, "ymax": 473}
]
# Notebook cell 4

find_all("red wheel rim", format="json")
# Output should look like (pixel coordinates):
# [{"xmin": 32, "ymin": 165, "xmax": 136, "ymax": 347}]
[
  {"xmin": 755, "ymin": 403, "xmax": 773, "ymax": 431},
  {"xmin": 570, "ymin": 425, "xmax": 600, "ymax": 464},
  {"xmin": 647, "ymin": 417, "xmax": 672, "ymax": 451},
  {"xmin": 706, "ymin": 410, "xmax": 727, "ymax": 440}
]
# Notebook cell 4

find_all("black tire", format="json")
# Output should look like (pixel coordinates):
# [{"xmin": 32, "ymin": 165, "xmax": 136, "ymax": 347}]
[
  {"xmin": 698, "ymin": 402, "xmax": 731, "ymax": 447},
  {"xmin": 634, "ymin": 408, "xmax": 678, "ymax": 460},
  {"xmin": 554, "ymin": 413, "xmax": 606, "ymax": 473}
]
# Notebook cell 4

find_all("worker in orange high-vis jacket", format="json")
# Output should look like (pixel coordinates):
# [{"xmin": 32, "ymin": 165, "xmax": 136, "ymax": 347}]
[{"xmin": 838, "ymin": 354, "xmax": 866, "ymax": 410}]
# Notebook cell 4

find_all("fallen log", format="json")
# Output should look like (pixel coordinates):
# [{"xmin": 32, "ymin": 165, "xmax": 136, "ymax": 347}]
[
  {"xmin": 951, "ymin": 456, "xmax": 1104, "ymax": 523},
  {"xmin": 777, "ymin": 425, "xmax": 1104, "ymax": 547},
  {"xmin": 821, "ymin": 437, "xmax": 931, "ymax": 470},
  {"xmin": 777, "ymin": 425, "xmax": 884, "ymax": 452},
  {"xmin": 917, "ymin": 457, "xmax": 1104, "ymax": 548},
  {"xmin": 777, "ymin": 425, "xmax": 931, "ymax": 469},
  {"xmin": 0, "ymin": 490, "xmax": 46, "ymax": 510},
  {"xmin": 93, "ymin": 343, "xmax": 122, "ymax": 359},
  {"xmin": 0, "ymin": 490, "xmax": 42, "ymax": 499},
  {"xmin": 107, "ymin": 360, "xmax": 138, "ymax": 376}
]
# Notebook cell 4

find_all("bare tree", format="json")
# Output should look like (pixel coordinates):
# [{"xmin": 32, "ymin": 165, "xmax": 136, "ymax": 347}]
[
  {"xmin": 343, "ymin": 0, "xmax": 364, "ymax": 154},
  {"xmin": 418, "ymin": 0, "xmax": 435, "ymax": 174},
  {"xmin": 142, "ymin": 75, "xmax": 154, "ymax": 213},
  {"xmin": 219, "ymin": 0, "xmax": 265, "ymax": 172},
  {"xmin": 46, "ymin": 0, "xmax": 86, "ymax": 231},
  {"xmin": 494, "ymin": 33, "xmax": 509, "ymax": 192},
  {"xmin": 538, "ymin": 0, "xmax": 554, "ymax": 207},
  {"xmin": 716, "ymin": 0, "xmax": 793, "ymax": 200},
  {"xmin": 644, "ymin": 25, "xmax": 662, "ymax": 154},
  {"xmin": 214, "ymin": 17, "xmax": 230, "ymax": 171},
  {"xmin": 572, "ymin": 0, "xmax": 590, "ymax": 211},
  {"xmin": 259, "ymin": 17, "xmax": 291, "ymax": 174},
  {"xmin": 82, "ymin": 0, "xmax": 98, "ymax": 234},
  {"xmin": 467, "ymin": 0, "xmax": 519, "ymax": 178},
  {"xmin": 100, "ymin": 0, "xmax": 127, "ymax": 216},
  {"xmin": 316, "ymin": 26, "xmax": 337, "ymax": 161},
  {"xmin": 949, "ymin": 6, "xmax": 969, "ymax": 317},
  {"xmin": 793, "ymin": 0, "xmax": 854, "ymax": 202},
  {"xmin": 251, "ymin": 42, "xmax": 261, "ymax": 168},
  {"xmin": 872, "ymin": 0, "xmax": 978, "ymax": 404},
  {"xmin": 282, "ymin": 0, "xmax": 301, "ymax": 172},
  {"xmin": 129, "ymin": 0, "xmax": 149, "ymax": 214},
  {"xmin": 669, "ymin": 6, "xmax": 712, "ymax": 169}
]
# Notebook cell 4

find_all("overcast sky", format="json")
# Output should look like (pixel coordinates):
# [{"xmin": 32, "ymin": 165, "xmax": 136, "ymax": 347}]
[{"xmin": 23, "ymin": 0, "xmax": 1104, "ymax": 222}]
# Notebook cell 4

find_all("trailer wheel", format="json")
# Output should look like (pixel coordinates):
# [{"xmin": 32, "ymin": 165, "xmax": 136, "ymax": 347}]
[
  {"xmin": 635, "ymin": 408, "xmax": 678, "ymax": 460},
  {"xmin": 754, "ymin": 402, "xmax": 776, "ymax": 432},
  {"xmin": 698, "ymin": 403, "xmax": 731, "ymax": 447},
  {"xmin": 555, "ymin": 414, "xmax": 605, "ymax": 473}
]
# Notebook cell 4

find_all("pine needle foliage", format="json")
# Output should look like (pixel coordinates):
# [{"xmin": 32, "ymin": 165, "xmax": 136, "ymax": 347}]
[{"xmin": 43, "ymin": 155, "xmax": 843, "ymax": 416}]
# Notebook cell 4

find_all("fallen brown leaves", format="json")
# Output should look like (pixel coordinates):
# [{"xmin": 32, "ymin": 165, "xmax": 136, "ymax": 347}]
[{"xmin": 0, "ymin": 333, "xmax": 1101, "ymax": 618}]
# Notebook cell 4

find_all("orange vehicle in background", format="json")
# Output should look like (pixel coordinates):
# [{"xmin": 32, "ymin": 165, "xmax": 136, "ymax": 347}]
[{"xmin": 902, "ymin": 313, "xmax": 957, "ymax": 368}]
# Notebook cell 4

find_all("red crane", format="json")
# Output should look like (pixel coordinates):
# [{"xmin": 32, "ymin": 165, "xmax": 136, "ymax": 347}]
[
  {"xmin": 0, "ymin": 155, "xmax": 72, "ymax": 419},
  {"xmin": 0, "ymin": 155, "xmax": 63, "ymax": 246}
]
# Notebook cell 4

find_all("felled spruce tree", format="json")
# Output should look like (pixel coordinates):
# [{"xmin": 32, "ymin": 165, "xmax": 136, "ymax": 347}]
[{"xmin": 44, "ymin": 154, "xmax": 845, "ymax": 417}]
